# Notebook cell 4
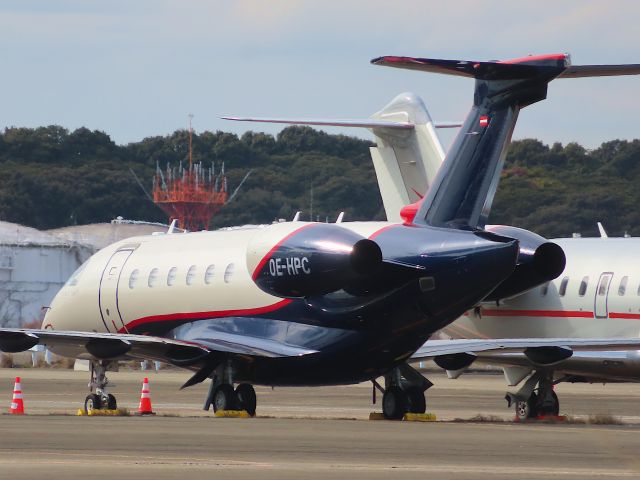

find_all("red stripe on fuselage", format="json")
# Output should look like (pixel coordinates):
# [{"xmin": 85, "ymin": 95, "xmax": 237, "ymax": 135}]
[
  {"xmin": 118, "ymin": 298, "xmax": 293, "ymax": 333},
  {"xmin": 609, "ymin": 312, "xmax": 640, "ymax": 320},
  {"xmin": 481, "ymin": 309, "xmax": 594, "ymax": 318},
  {"xmin": 368, "ymin": 224, "xmax": 398, "ymax": 240},
  {"xmin": 251, "ymin": 223, "xmax": 315, "ymax": 280}
]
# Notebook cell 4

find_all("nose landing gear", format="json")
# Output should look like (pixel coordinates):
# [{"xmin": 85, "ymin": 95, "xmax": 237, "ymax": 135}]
[{"xmin": 84, "ymin": 361, "xmax": 118, "ymax": 414}]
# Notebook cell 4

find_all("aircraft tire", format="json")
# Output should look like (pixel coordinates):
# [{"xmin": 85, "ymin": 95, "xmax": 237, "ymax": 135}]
[
  {"xmin": 515, "ymin": 392, "xmax": 538, "ymax": 421},
  {"xmin": 405, "ymin": 386, "xmax": 426, "ymax": 414},
  {"xmin": 382, "ymin": 386, "xmax": 407, "ymax": 420},
  {"xmin": 212, "ymin": 384, "xmax": 238, "ymax": 412},
  {"xmin": 106, "ymin": 393, "xmax": 117, "ymax": 410},
  {"xmin": 84, "ymin": 393, "xmax": 102, "ymax": 414},
  {"xmin": 538, "ymin": 390, "xmax": 559, "ymax": 417},
  {"xmin": 235, "ymin": 383, "xmax": 257, "ymax": 416}
]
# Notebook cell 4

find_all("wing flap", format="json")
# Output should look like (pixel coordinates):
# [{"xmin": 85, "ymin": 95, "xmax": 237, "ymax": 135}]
[
  {"xmin": 0, "ymin": 328, "xmax": 318, "ymax": 366},
  {"xmin": 412, "ymin": 337, "xmax": 640, "ymax": 361}
]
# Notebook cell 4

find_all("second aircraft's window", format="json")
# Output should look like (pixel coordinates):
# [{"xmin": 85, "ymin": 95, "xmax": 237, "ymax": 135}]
[
  {"xmin": 619, "ymin": 276, "xmax": 628, "ymax": 296},
  {"xmin": 598, "ymin": 276, "xmax": 610, "ymax": 296},
  {"xmin": 204, "ymin": 264, "xmax": 215, "ymax": 284},
  {"xmin": 224, "ymin": 263, "xmax": 235, "ymax": 283},
  {"xmin": 578, "ymin": 276, "xmax": 589, "ymax": 297},
  {"xmin": 186, "ymin": 265, "xmax": 197, "ymax": 286},
  {"xmin": 129, "ymin": 269, "xmax": 139, "ymax": 289},
  {"xmin": 559, "ymin": 277, "xmax": 569, "ymax": 297},
  {"xmin": 148, "ymin": 268, "xmax": 160, "ymax": 288},
  {"xmin": 167, "ymin": 267, "xmax": 177, "ymax": 286}
]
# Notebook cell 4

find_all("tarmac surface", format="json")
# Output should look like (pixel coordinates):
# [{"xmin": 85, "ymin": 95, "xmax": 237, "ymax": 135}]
[{"xmin": 1, "ymin": 368, "xmax": 640, "ymax": 479}]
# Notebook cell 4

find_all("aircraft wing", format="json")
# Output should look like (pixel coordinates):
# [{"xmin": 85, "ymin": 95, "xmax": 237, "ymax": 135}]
[
  {"xmin": 413, "ymin": 338, "xmax": 640, "ymax": 362},
  {"xmin": 0, "ymin": 328, "xmax": 318, "ymax": 367}
]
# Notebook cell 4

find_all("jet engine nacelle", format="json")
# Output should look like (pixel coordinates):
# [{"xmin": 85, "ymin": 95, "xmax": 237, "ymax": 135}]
[
  {"xmin": 247, "ymin": 223, "xmax": 382, "ymax": 298},
  {"xmin": 483, "ymin": 225, "xmax": 566, "ymax": 301}
]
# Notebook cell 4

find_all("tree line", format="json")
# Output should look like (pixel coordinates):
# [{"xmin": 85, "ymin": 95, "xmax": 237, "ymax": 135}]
[{"xmin": 0, "ymin": 125, "xmax": 638, "ymax": 238}]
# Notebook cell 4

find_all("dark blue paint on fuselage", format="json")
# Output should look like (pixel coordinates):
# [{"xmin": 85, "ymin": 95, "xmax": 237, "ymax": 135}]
[{"xmin": 144, "ymin": 224, "xmax": 520, "ymax": 387}]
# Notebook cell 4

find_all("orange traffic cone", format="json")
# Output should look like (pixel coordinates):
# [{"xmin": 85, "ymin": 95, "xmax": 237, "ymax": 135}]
[
  {"xmin": 137, "ymin": 377, "xmax": 154, "ymax": 414},
  {"xmin": 9, "ymin": 377, "xmax": 24, "ymax": 414}
]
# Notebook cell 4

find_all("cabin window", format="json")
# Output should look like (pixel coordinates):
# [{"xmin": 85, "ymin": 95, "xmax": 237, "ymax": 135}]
[
  {"xmin": 186, "ymin": 265, "xmax": 197, "ymax": 286},
  {"xmin": 578, "ymin": 276, "xmax": 589, "ymax": 297},
  {"xmin": 540, "ymin": 282, "xmax": 549, "ymax": 296},
  {"xmin": 167, "ymin": 267, "xmax": 177, "ymax": 286},
  {"xmin": 224, "ymin": 263, "xmax": 235, "ymax": 283},
  {"xmin": 128, "ymin": 269, "xmax": 139, "ymax": 289},
  {"xmin": 619, "ymin": 276, "xmax": 628, "ymax": 296},
  {"xmin": 148, "ymin": 268, "xmax": 160, "ymax": 288},
  {"xmin": 204, "ymin": 264, "xmax": 215, "ymax": 284},
  {"xmin": 558, "ymin": 277, "xmax": 569, "ymax": 297}
]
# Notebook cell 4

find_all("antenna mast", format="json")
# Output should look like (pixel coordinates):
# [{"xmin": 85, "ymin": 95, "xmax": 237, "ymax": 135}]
[{"xmin": 188, "ymin": 113, "xmax": 194, "ymax": 169}]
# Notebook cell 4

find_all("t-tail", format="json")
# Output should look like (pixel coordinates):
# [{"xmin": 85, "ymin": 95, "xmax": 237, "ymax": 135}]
[
  {"xmin": 223, "ymin": 94, "xmax": 458, "ymax": 222},
  {"xmin": 372, "ymin": 54, "xmax": 640, "ymax": 230}
]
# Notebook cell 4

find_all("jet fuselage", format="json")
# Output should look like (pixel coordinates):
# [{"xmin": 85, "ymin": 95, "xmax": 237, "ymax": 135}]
[{"xmin": 45, "ymin": 220, "xmax": 518, "ymax": 386}]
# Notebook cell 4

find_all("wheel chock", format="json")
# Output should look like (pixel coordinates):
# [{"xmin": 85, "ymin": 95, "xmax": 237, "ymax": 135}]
[
  {"xmin": 403, "ymin": 412, "xmax": 436, "ymax": 422},
  {"xmin": 369, "ymin": 412, "xmax": 386, "ymax": 420},
  {"xmin": 214, "ymin": 409, "xmax": 251, "ymax": 418},
  {"xmin": 77, "ymin": 409, "xmax": 129, "ymax": 416}
]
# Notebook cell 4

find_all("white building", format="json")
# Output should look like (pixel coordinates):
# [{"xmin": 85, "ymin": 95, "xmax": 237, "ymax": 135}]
[{"xmin": 0, "ymin": 221, "xmax": 93, "ymax": 328}]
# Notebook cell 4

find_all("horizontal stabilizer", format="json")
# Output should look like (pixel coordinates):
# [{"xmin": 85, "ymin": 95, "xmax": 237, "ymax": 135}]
[
  {"xmin": 371, "ymin": 54, "xmax": 569, "ymax": 79},
  {"xmin": 222, "ymin": 116, "xmax": 461, "ymax": 130},
  {"xmin": 372, "ymin": 55, "xmax": 640, "ymax": 81},
  {"xmin": 559, "ymin": 64, "xmax": 640, "ymax": 78},
  {"xmin": 223, "ymin": 116, "xmax": 412, "ymax": 129}
]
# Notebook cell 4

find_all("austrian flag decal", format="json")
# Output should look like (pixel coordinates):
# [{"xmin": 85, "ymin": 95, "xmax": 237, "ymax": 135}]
[{"xmin": 479, "ymin": 115, "xmax": 489, "ymax": 127}]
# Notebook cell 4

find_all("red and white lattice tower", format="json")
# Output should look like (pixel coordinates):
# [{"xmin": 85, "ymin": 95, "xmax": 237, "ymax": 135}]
[{"xmin": 152, "ymin": 115, "xmax": 228, "ymax": 231}]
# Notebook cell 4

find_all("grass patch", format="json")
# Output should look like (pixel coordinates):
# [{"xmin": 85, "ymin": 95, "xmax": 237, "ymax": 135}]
[{"xmin": 563, "ymin": 414, "xmax": 623, "ymax": 425}]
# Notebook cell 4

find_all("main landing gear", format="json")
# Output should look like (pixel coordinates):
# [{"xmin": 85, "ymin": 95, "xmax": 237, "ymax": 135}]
[
  {"xmin": 204, "ymin": 363, "xmax": 257, "ymax": 416},
  {"xmin": 84, "ymin": 360, "xmax": 118, "ymax": 414},
  {"xmin": 375, "ymin": 363, "xmax": 433, "ymax": 420},
  {"xmin": 506, "ymin": 371, "xmax": 560, "ymax": 421}
]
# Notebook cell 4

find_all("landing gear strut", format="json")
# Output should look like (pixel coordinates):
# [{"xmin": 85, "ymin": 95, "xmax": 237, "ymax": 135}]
[
  {"xmin": 84, "ymin": 360, "xmax": 118, "ymax": 413},
  {"xmin": 376, "ymin": 363, "xmax": 432, "ymax": 420},
  {"xmin": 507, "ymin": 371, "xmax": 560, "ymax": 420},
  {"xmin": 203, "ymin": 362, "xmax": 257, "ymax": 416}
]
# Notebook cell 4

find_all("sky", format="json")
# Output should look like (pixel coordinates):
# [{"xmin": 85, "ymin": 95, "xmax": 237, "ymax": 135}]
[{"xmin": 1, "ymin": 0, "xmax": 639, "ymax": 148}]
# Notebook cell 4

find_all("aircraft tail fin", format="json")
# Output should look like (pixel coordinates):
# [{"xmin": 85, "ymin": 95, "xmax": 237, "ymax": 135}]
[
  {"xmin": 223, "ymin": 95, "xmax": 458, "ymax": 222},
  {"xmin": 373, "ymin": 54, "xmax": 640, "ymax": 229}
]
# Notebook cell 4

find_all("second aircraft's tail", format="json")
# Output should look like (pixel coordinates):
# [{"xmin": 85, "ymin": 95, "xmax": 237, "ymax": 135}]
[
  {"xmin": 373, "ymin": 54, "xmax": 640, "ymax": 230},
  {"xmin": 223, "ymin": 95, "xmax": 457, "ymax": 222}
]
